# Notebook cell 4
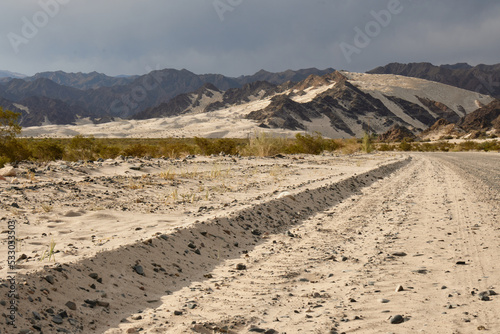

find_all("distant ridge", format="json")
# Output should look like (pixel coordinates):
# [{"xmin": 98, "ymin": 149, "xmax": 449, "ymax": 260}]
[
  {"xmin": 368, "ymin": 62, "xmax": 500, "ymax": 99},
  {"xmin": 0, "ymin": 70, "xmax": 27, "ymax": 79}
]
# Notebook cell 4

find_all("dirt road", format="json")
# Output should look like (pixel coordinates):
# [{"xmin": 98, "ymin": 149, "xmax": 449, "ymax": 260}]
[
  {"xmin": 2, "ymin": 153, "xmax": 499, "ymax": 333},
  {"xmin": 107, "ymin": 153, "xmax": 500, "ymax": 333}
]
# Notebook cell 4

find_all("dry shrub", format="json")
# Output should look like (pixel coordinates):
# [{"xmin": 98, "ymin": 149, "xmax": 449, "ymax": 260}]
[
  {"xmin": 241, "ymin": 132, "xmax": 289, "ymax": 157},
  {"xmin": 339, "ymin": 138, "xmax": 361, "ymax": 155}
]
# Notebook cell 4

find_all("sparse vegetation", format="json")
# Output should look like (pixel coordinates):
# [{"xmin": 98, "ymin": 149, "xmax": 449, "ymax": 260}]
[
  {"xmin": 39, "ymin": 239, "xmax": 57, "ymax": 262},
  {"xmin": 0, "ymin": 123, "xmax": 497, "ymax": 167},
  {"xmin": 361, "ymin": 132, "xmax": 373, "ymax": 153}
]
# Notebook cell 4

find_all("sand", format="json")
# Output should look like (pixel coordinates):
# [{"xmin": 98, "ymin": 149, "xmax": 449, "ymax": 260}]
[{"xmin": 0, "ymin": 152, "xmax": 499, "ymax": 333}]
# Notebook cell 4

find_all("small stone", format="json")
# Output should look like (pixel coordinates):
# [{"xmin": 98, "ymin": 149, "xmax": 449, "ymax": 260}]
[
  {"xmin": 251, "ymin": 229, "xmax": 262, "ymax": 236},
  {"xmin": 395, "ymin": 285, "xmax": 404, "ymax": 292},
  {"xmin": 52, "ymin": 315, "xmax": 63, "ymax": 324},
  {"xmin": 17, "ymin": 254, "xmax": 28, "ymax": 262},
  {"xmin": 65, "ymin": 301, "xmax": 77, "ymax": 310},
  {"xmin": 174, "ymin": 310, "xmax": 183, "ymax": 316},
  {"xmin": 248, "ymin": 328, "xmax": 266, "ymax": 333},
  {"xmin": 379, "ymin": 299, "xmax": 390, "ymax": 304},
  {"xmin": 45, "ymin": 275, "xmax": 55, "ymax": 284},
  {"xmin": 89, "ymin": 273, "xmax": 99, "ymax": 280},
  {"xmin": 390, "ymin": 314, "xmax": 404, "ymax": 324},
  {"xmin": 236, "ymin": 263, "xmax": 247, "ymax": 270},
  {"xmin": 84, "ymin": 299, "xmax": 98, "ymax": 307},
  {"xmin": 133, "ymin": 265, "xmax": 145, "ymax": 276},
  {"xmin": 392, "ymin": 252, "xmax": 407, "ymax": 257},
  {"xmin": 32, "ymin": 311, "xmax": 42, "ymax": 320},
  {"xmin": 456, "ymin": 261, "xmax": 467, "ymax": 265},
  {"xmin": 187, "ymin": 243, "xmax": 196, "ymax": 249},
  {"xmin": 97, "ymin": 301, "xmax": 110, "ymax": 308},
  {"xmin": 19, "ymin": 330, "xmax": 33, "ymax": 334}
]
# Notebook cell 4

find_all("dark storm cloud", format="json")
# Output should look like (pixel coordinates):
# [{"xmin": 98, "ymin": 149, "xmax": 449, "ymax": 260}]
[{"xmin": 1, "ymin": 0, "xmax": 499, "ymax": 77}]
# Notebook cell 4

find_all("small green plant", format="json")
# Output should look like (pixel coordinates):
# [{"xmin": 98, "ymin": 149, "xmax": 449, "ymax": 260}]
[
  {"xmin": 39, "ymin": 239, "xmax": 56, "ymax": 262},
  {"xmin": 361, "ymin": 132, "xmax": 373, "ymax": 153}
]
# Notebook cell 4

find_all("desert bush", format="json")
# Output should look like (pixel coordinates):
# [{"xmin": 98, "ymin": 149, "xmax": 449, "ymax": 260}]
[
  {"xmin": 98, "ymin": 144, "xmax": 121, "ymax": 159},
  {"xmin": 399, "ymin": 139, "xmax": 412, "ymax": 151},
  {"xmin": 361, "ymin": 132, "xmax": 373, "ymax": 153},
  {"xmin": 0, "ymin": 107, "xmax": 24, "ymax": 166},
  {"xmin": 241, "ymin": 132, "xmax": 289, "ymax": 157},
  {"xmin": 160, "ymin": 140, "xmax": 197, "ymax": 158},
  {"xmin": 287, "ymin": 132, "xmax": 338, "ymax": 154},
  {"xmin": 377, "ymin": 143, "xmax": 395, "ymax": 151},
  {"xmin": 456, "ymin": 141, "xmax": 478, "ymax": 151},
  {"xmin": 0, "ymin": 139, "xmax": 31, "ymax": 163},
  {"xmin": 194, "ymin": 137, "xmax": 241, "ymax": 155},
  {"xmin": 30, "ymin": 138, "xmax": 64, "ymax": 161},
  {"xmin": 65, "ymin": 135, "xmax": 98, "ymax": 161},
  {"xmin": 122, "ymin": 143, "xmax": 157, "ymax": 157},
  {"xmin": 478, "ymin": 140, "xmax": 500, "ymax": 152},
  {"xmin": 339, "ymin": 138, "xmax": 361, "ymax": 154}
]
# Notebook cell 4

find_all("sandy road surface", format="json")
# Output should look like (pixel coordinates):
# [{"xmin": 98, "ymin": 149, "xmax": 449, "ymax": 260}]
[{"xmin": 107, "ymin": 153, "xmax": 500, "ymax": 334}]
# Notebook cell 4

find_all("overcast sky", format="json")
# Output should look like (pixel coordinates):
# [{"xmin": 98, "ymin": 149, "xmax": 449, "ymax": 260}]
[{"xmin": 1, "ymin": 0, "xmax": 499, "ymax": 77}]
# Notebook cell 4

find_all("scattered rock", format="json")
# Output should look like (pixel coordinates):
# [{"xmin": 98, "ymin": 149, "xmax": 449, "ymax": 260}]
[
  {"xmin": 84, "ymin": 299, "xmax": 98, "ymax": 307},
  {"xmin": 174, "ymin": 310, "xmax": 183, "ymax": 316},
  {"xmin": 65, "ymin": 301, "xmax": 77, "ymax": 310},
  {"xmin": 390, "ymin": 314, "xmax": 405, "ymax": 324},
  {"xmin": 478, "ymin": 290, "xmax": 496, "ymax": 301},
  {"xmin": 97, "ymin": 301, "xmax": 110, "ymax": 308},
  {"xmin": 392, "ymin": 252, "xmax": 407, "ymax": 257},
  {"xmin": 89, "ymin": 273, "xmax": 99, "ymax": 280},
  {"xmin": 251, "ymin": 229, "xmax": 262, "ymax": 236},
  {"xmin": 0, "ymin": 166, "xmax": 16, "ymax": 177},
  {"xmin": 236, "ymin": 263, "xmax": 247, "ymax": 270},
  {"xmin": 16, "ymin": 254, "xmax": 28, "ymax": 262},
  {"xmin": 395, "ymin": 285, "xmax": 404, "ymax": 292},
  {"xmin": 52, "ymin": 315, "xmax": 63, "ymax": 324},
  {"xmin": 133, "ymin": 265, "xmax": 145, "ymax": 276},
  {"xmin": 379, "ymin": 299, "xmax": 390, "ymax": 303},
  {"xmin": 45, "ymin": 275, "xmax": 55, "ymax": 284}
]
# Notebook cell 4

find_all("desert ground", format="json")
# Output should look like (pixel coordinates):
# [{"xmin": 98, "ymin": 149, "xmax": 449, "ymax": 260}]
[{"xmin": 0, "ymin": 152, "xmax": 499, "ymax": 333}]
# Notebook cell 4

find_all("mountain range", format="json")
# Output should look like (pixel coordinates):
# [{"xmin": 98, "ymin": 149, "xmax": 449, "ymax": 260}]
[
  {"xmin": 0, "ymin": 68, "xmax": 335, "ymax": 126},
  {"xmin": 1, "ymin": 63, "xmax": 499, "ymax": 139},
  {"xmin": 20, "ymin": 69, "xmax": 495, "ymax": 139}
]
